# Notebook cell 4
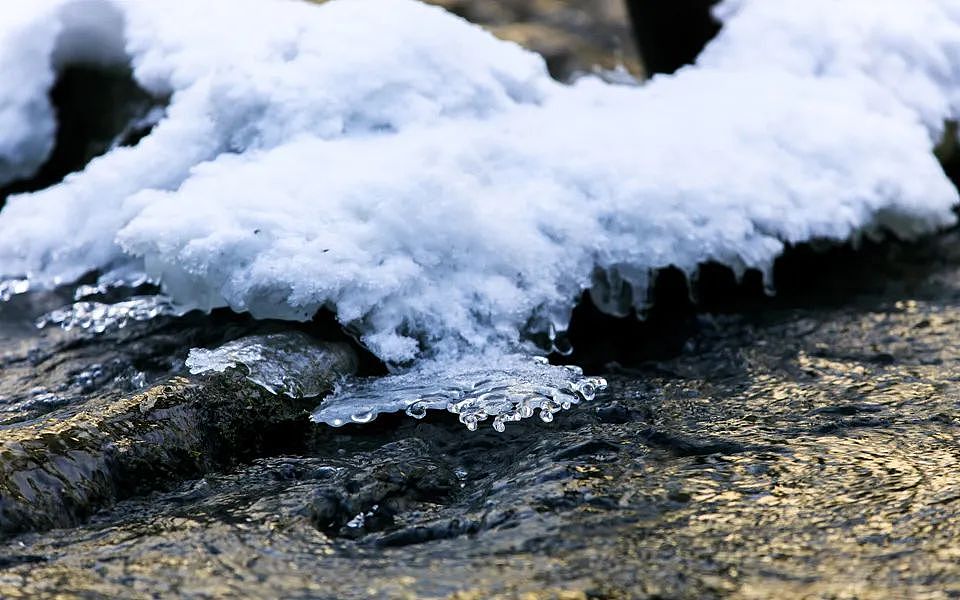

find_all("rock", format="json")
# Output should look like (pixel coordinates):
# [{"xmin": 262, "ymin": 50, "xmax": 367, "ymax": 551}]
[
  {"xmin": 0, "ymin": 323, "xmax": 357, "ymax": 537},
  {"xmin": 418, "ymin": 0, "xmax": 643, "ymax": 79}
]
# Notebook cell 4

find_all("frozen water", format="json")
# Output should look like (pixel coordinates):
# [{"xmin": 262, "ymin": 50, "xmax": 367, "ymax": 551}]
[
  {"xmin": 186, "ymin": 331, "xmax": 351, "ymax": 398},
  {"xmin": 35, "ymin": 295, "xmax": 184, "ymax": 333},
  {"xmin": 185, "ymin": 332, "xmax": 607, "ymax": 431},
  {"xmin": 0, "ymin": 0, "xmax": 958, "ymax": 366},
  {"xmin": 0, "ymin": 279, "xmax": 30, "ymax": 302},
  {"xmin": 312, "ymin": 353, "xmax": 607, "ymax": 432}
]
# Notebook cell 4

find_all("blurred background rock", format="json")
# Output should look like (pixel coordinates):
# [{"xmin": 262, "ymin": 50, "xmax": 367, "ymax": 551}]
[
  {"xmin": 309, "ymin": 0, "xmax": 644, "ymax": 80},
  {"xmin": 427, "ymin": 0, "xmax": 643, "ymax": 79}
]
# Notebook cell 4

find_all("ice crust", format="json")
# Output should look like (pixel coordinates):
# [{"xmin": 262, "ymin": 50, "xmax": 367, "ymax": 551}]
[
  {"xmin": 186, "ymin": 332, "xmax": 349, "ymax": 399},
  {"xmin": 185, "ymin": 332, "xmax": 607, "ymax": 432},
  {"xmin": 0, "ymin": 0, "xmax": 959, "ymax": 363},
  {"xmin": 313, "ymin": 353, "xmax": 607, "ymax": 432}
]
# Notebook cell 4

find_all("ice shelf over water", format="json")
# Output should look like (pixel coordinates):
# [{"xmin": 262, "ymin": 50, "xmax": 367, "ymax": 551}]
[
  {"xmin": 1, "ymin": 0, "xmax": 959, "ymax": 364},
  {"xmin": 186, "ymin": 332, "xmax": 608, "ymax": 431},
  {"xmin": 312, "ymin": 353, "xmax": 607, "ymax": 432}
]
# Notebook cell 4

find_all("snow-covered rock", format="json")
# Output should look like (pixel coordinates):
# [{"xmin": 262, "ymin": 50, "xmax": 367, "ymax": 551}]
[{"xmin": 0, "ymin": 0, "xmax": 958, "ymax": 362}]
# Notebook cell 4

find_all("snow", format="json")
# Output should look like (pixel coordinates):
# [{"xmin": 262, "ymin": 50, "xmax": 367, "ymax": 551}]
[{"xmin": 0, "ymin": 0, "xmax": 958, "ymax": 363}]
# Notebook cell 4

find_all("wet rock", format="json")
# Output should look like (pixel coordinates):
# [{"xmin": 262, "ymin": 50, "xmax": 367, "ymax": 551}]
[
  {"xmin": 0, "ymin": 330, "xmax": 356, "ymax": 537},
  {"xmin": 306, "ymin": 439, "xmax": 459, "ymax": 538}
]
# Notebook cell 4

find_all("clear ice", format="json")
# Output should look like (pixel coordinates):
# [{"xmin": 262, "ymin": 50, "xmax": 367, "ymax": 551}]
[
  {"xmin": 35, "ymin": 295, "xmax": 184, "ymax": 333},
  {"xmin": 186, "ymin": 331, "xmax": 350, "ymax": 399},
  {"xmin": 312, "ymin": 353, "xmax": 607, "ymax": 432},
  {"xmin": 186, "ymin": 334, "xmax": 606, "ymax": 432}
]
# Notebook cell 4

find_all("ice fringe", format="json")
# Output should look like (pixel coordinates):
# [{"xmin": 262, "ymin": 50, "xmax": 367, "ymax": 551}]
[
  {"xmin": 187, "ymin": 333, "xmax": 608, "ymax": 432},
  {"xmin": 312, "ymin": 355, "xmax": 608, "ymax": 433},
  {"xmin": 0, "ymin": 0, "xmax": 959, "ymax": 366}
]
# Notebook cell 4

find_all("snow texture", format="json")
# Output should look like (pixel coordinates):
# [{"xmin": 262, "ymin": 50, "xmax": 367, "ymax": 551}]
[{"xmin": 0, "ymin": 0, "xmax": 958, "ymax": 362}]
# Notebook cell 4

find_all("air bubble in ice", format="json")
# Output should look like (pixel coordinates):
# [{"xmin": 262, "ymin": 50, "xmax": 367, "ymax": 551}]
[{"xmin": 351, "ymin": 410, "xmax": 375, "ymax": 424}]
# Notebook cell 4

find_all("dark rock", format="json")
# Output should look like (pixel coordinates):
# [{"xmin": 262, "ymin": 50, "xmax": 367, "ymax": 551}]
[{"xmin": 0, "ymin": 338, "xmax": 356, "ymax": 537}]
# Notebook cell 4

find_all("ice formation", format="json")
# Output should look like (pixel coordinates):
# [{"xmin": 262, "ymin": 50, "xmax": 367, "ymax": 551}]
[
  {"xmin": 312, "ymin": 353, "xmax": 607, "ymax": 432},
  {"xmin": 186, "ymin": 332, "xmax": 353, "ymax": 398},
  {"xmin": 0, "ymin": 0, "xmax": 959, "ymax": 367},
  {"xmin": 35, "ymin": 295, "xmax": 183, "ymax": 333},
  {"xmin": 186, "ymin": 333, "xmax": 607, "ymax": 431}
]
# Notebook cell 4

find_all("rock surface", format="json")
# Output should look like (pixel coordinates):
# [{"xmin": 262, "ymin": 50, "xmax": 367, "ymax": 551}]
[{"xmin": 0, "ymin": 297, "xmax": 357, "ymax": 537}]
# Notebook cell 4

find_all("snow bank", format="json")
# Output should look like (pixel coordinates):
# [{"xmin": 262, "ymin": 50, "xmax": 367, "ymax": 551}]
[{"xmin": 1, "ymin": 0, "xmax": 959, "ymax": 362}]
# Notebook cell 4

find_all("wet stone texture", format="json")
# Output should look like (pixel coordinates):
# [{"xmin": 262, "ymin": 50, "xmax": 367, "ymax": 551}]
[{"xmin": 2, "ymin": 233, "xmax": 960, "ymax": 598}]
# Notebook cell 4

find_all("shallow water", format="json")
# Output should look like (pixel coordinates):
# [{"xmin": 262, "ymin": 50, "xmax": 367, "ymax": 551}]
[{"xmin": 2, "ymin": 236, "xmax": 960, "ymax": 598}]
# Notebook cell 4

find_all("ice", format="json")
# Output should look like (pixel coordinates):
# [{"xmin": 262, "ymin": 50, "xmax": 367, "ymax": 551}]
[
  {"xmin": 0, "ymin": 0, "xmax": 958, "ymax": 365},
  {"xmin": 35, "ymin": 295, "xmax": 184, "ymax": 333},
  {"xmin": 312, "ymin": 353, "xmax": 607, "ymax": 432},
  {"xmin": 185, "ymin": 331, "xmax": 607, "ymax": 431},
  {"xmin": 186, "ymin": 331, "xmax": 351, "ymax": 398},
  {"xmin": 0, "ymin": 279, "xmax": 30, "ymax": 302}
]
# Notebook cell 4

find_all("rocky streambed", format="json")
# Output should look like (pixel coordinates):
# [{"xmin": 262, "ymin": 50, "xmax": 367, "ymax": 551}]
[{"xmin": 1, "ymin": 233, "xmax": 960, "ymax": 599}]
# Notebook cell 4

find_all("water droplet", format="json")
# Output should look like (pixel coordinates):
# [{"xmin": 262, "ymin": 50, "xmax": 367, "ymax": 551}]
[
  {"xmin": 551, "ymin": 334, "xmax": 574, "ymax": 356},
  {"xmin": 578, "ymin": 381, "xmax": 597, "ymax": 400},
  {"xmin": 405, "ymin": 401, "xmax": 428, "ymax": 419},
  {"xmin": 493, "ymin": 417, "xmax": 506, "ymax": 433},
  {"xmin": 351, "ymin": 410, "xmax": 376, "ymax": 424},
  {"xmin": 345, "ymin": 512, "xmax": 366, "ymax": 528},
  {"xmin": 540, "ymin": 409, "xmax": 555, "ymax": 423}
]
